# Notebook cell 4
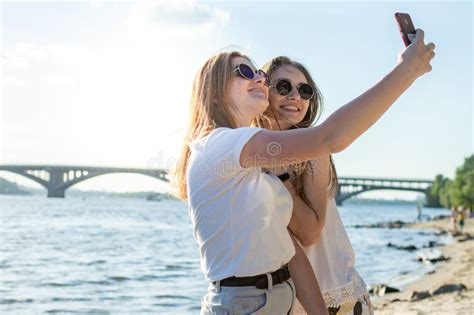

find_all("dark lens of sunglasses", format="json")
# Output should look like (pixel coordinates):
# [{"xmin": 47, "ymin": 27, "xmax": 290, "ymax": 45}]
[
  {"xmin": 238, "ymin": 64, "xmax": 255, "ymax": 80},
  {"xmin": 276, "ymin": 79, "xmax": 292, "ymax": 95},
  {"xmin": 298, "ymin": 84, "xmax": 314, "ymax": 100}
]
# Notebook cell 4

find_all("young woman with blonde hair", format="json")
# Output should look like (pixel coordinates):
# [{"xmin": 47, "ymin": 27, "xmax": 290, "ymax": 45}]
[{"xmin": 172, "ymin": 29, "xmax": 435, "ymax": 314}]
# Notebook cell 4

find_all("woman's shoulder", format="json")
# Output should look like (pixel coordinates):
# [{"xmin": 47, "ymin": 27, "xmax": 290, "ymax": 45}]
[
  {"xmin": 214, "ymin": 126, "xmax": 263, "ymax": 137},
  {"xmin": 190, "ymin": 127, "xmax": 264, "ymax": 169},
  {"xmin": 196, "ymin": 127, "xmax": 263, "ymax": 147}
]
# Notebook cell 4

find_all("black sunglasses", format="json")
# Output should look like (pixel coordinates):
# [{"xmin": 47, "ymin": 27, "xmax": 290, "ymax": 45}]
[
  {"xmin": 233, "ymin": 63, "xmax": 270, "ymax": 86},
  {"xmin": 273, "ymin": 79, "xmax": 314, "ymax": 100}
]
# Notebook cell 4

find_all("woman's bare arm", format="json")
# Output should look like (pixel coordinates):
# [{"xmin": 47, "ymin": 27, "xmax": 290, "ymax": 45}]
[
  {"xmin": 286, "ymin": 157, "xmax": 330, "ymax": 246},
  {"xmin": 241, "ymin": 30, "xmax": 434, "ymax": 168},
  {"xmin": 302, "ymin": 157, "xmax": 330, "ymax": 242},
  {"xmin": 288, "ymin": 231, "xmax": 328, "ymax": 315}
]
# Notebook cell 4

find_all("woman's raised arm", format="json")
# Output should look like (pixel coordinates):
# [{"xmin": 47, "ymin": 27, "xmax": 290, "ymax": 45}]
[{"xmin": 241, "ymin": 29, "xmax": 435, "ymax": 169}]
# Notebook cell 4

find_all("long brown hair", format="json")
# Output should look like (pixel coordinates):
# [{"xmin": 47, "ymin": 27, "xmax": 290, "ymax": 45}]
[
  {"xmin": 171, "ymin": 51, "xmax": 249, "ymax": 200},
  {"xmin": 256, "ymin": 56, "xmax": 339, "ymax": 203}
]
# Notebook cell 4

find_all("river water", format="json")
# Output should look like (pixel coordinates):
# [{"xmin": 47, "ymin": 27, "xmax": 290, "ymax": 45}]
[{"xmin": 0, "ymin": 195, "xmax": 451, "ymax": 314}]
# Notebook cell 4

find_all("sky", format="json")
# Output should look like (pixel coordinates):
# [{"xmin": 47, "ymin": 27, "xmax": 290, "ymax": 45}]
[{"xmin": 0, "ymin": 0, "xmax": 472, "ymax": 197}]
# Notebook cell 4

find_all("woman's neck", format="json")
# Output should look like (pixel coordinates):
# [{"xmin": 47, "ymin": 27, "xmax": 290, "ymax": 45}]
[
  {"xmin": 233, "ymin": 112, "xmax": 254, "ymax": 128},
  {"xmin": 267, "ymin": 116, "xmax": 292, "ymax": 131}
]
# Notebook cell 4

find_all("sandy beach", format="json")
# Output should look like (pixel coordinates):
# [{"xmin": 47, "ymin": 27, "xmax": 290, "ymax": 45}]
[{"xmin": 373, "ymin": 217, "xmax": 473, "ymax": 315}]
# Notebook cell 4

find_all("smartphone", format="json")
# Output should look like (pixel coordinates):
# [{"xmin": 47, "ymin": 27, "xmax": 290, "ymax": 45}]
[{"xmin": 394, "ymin": 13, "xmax": 416, "ymax": 47}]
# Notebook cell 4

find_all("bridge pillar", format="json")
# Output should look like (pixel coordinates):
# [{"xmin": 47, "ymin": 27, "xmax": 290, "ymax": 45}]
[
  {"xmin": 47, "ymin": 188, "xmax": 65, "ymax": 198},
  {"xmin": 336, "ymin": 186, "xmax": 343, "ymax": 206},
  {"xmin": 47, "ymin": 169, "xmax": 66, "ymax": 198}
]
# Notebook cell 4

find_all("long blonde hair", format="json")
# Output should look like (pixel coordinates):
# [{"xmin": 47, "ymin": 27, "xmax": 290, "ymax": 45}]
[
  {"xmin": 256, "ymin": 56, "xmax": 339, "ymax": 203},
  {"xmin": 171, "ymin": 51, "xmax": 249, "ymax": 200}
]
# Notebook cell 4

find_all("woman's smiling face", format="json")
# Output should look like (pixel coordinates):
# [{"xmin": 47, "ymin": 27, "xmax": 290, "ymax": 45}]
[
  {"xmin": 268, "ymin": 65, "xmax": 311, "ymax": 130},
  {"xmin": 227, "ymin": 56, "xmax": 269, "ymax": 126}
]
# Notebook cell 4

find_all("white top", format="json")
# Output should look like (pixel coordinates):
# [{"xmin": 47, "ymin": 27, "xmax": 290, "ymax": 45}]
[
  {"xmin": 293, "ymin": 198, "xmax": 374, "ymax": 314},
  {"xmin": 187, "ymin": 127, "xmax": 295, "ymax": 282},
  {"xmin": 303, "ymin": 198, "xmax": 356, "ymax": 291}
]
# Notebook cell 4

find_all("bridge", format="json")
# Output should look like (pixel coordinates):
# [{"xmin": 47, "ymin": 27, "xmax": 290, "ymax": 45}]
[
  {"xmin": 0, "ymin": 165, "xmax": 168, "ymax": 198},
  {"xmin": 335, "ymin": 177, "xmax": 433, "ymax": 205},
  {"xmin": 0, "ymin": 165, "xmax": 433, "ymax": 204}
]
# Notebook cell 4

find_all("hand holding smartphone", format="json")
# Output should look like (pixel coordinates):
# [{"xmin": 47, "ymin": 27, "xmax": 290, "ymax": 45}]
[
  {"xmin": 394, "ymin": 12, "xmax": 416, "ymax": 47},
  {"xmin": 393, "ymin": 13, "xmax": 436, "ymax": 79}
]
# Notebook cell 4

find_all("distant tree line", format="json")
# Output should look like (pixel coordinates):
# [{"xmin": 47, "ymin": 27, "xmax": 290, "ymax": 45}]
[
  {"xmin": 0, "ymin": 177, "xmax": 32, "ymax": 195},
  {"xmin": 426, "ymin": 155, "xmax": 473, "ymax": 210}
]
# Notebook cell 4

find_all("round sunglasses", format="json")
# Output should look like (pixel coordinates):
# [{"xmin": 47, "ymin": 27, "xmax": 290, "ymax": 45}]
[
  {"xmin": 272, "ymin": 79, "xmax": 314, "ymax": 100},
  {"xmin": 233, "ymin": 63, "xmax": 270, "ymax": 86}
]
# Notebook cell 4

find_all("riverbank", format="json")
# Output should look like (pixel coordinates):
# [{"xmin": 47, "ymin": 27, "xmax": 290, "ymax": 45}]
[{"xmin": 373, "ymin": 217, "xmax": 473, "ymax": 314}]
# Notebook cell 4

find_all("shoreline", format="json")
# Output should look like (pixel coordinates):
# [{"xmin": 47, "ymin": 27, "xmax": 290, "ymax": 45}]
[{"xmin": 372, "ymin": 217, "xmax": 473, "ymax": 314}]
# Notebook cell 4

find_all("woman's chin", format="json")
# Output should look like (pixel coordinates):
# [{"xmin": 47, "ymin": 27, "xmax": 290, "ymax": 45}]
[{"xmin": 279, "ymin": 115, "xmax": 302, "ymax": 126}]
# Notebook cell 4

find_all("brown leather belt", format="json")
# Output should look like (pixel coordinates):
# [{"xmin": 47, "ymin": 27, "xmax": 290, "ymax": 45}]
[{"xmin": 215, "ymin": 265, "xmax": 291, "ymax": 289}]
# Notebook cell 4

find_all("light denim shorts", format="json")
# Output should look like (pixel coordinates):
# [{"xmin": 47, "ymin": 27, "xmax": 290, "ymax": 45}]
[{"xmin": 200, "ymin": 276, "xmax": 296, "ymax": 315}]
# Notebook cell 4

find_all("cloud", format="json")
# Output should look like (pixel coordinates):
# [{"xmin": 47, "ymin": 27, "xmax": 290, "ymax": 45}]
[
  {"xmin": 126, "ymin": 0, "xmax": 230, "ymax": 39},
  {"xmin": 1, "ymin": 1, "xmax": 233, "ymax": 167},
  {"xmin": 1, "ymin": 43, "xmax": 47, "ymax": 69},
  {"xmin": 2, "ymin": 42, "xmax": 93, "ymax": 70},
  {"xmin": 44, "ymin": 74, "xmax": 75, "ymax": 88},
  {"xmin": 2, "ymin": 77, "xmax": 30, "ymax": 88}
]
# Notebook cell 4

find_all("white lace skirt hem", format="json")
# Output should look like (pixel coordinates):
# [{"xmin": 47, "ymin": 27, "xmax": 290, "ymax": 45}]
[{"xmin": 293, "ymin": 271, "xmax": 374, "ymax": 315}]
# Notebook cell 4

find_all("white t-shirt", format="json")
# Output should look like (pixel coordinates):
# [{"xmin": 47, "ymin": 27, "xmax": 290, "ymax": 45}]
[{"xmin": 187, "ymin": 127, "xmax": 295, "ymax": 282}]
